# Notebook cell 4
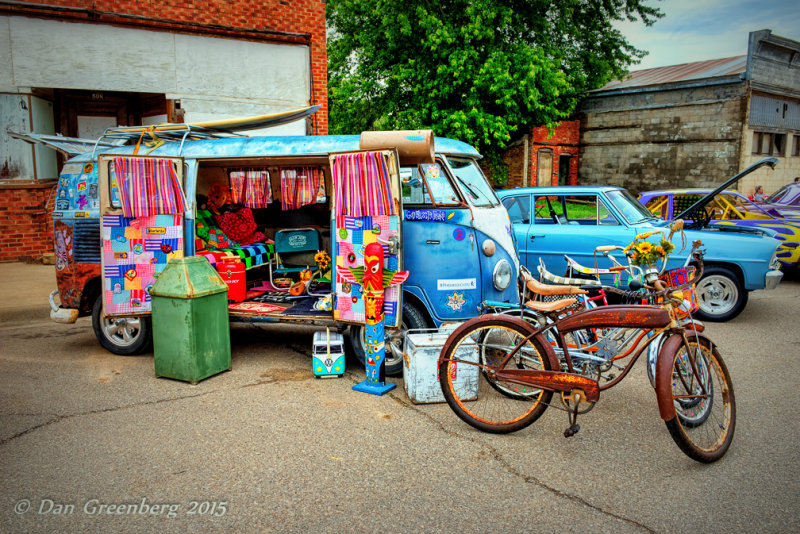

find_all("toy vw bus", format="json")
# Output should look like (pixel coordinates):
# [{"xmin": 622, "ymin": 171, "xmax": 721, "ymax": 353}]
[
  {"xmin": 43, "ymin": 125, "xmax": 519, "ymax": 376},
  {"xmin": 312, "ymin": 330, "xmax": 346, "ymax": 378}
]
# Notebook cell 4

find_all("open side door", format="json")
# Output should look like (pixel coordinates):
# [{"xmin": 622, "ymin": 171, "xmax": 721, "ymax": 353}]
[
  {"xmin": 329, "ymin": 149, "xmax": 404, "ymax": 328},
  {"xmin": 98, "ymin": 155, "xmax": 186, "ymax": 317}
]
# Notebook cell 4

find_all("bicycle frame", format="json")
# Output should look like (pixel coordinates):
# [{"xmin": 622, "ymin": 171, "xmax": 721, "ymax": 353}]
[
  {"xmin": 438, "ymin": 235, "xmax": 734, "ymax": 462},
  {"xmin": 440, "ymin": 302, "xmax": 695, "ymax": 419}
]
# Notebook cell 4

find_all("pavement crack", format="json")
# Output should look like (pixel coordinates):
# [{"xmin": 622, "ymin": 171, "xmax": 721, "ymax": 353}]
[
  {"xmin": 0, "ymin": 390, "xmax": 213, "ymax": 447},
  {"xmin": 389, "ymin": 392, "xmax": 656, "ymax": 533}
]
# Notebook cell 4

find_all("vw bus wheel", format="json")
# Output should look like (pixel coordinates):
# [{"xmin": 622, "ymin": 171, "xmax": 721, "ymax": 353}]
[
  {"xmin": 347, "ymin": 301, "xmax": 429, "ymax": 377},
  {"xmin": 92, "ymin": 296, "xmax": 152, "ymax": 356},
  {"xmin": 694, "ymin": 266, "xmax": 747, "ymax": 322}
]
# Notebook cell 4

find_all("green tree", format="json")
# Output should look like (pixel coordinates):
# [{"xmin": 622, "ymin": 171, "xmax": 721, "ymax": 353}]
[{"xmin": 327, "ymin": 0, "xmax": 661, "ymax": 184}]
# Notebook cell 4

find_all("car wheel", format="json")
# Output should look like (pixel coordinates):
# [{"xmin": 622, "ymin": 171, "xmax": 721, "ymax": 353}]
[
  {"xmin": 694, "ymin": 266, "xmax": 748, "ymax": 322},
  {"xmin": 347, "ymin": 300, "xmax": 430, "ymax": 377},
  {"xmin": 92, "ymin": 295, "xmax": 152, "ymax": 355}
]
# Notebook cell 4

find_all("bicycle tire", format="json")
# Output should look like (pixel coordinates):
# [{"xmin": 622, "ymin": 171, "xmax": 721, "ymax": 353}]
[
  {"xmin": 483, "ymin": 308, "xmax": 549, "ymax": 399},
  {"xmin": 438, "ymin": 317, "xmax": 553, "ymax": 434},
  {"xmin": 663, "ymin": 334, "xmax": 735, "ymax": 462}
]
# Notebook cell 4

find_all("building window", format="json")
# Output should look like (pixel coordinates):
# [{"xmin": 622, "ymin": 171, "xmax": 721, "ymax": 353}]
[
  {"xmin": 753, "ymin": 132, "xmax": 787, "ymax": 156},
  {"xmin": 792, "ymin": 135, "xmax": 800, "ymax": 157}
]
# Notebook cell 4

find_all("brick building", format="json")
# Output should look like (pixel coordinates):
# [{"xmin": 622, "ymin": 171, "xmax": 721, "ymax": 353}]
[
  {"xmin": 578, "ymin": 30, "xmax": 800, "ymax": 196},
  {"xmin": 499, "ymin": 120, "xmax": 580, "ymax": 190},
  {"xmin": 0, "ymin": 0, "xmax": 327, "ymax": 262}
]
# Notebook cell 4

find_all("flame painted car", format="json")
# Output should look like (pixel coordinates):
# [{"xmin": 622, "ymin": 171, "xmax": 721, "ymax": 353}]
[
  {"xmin": 639, "ymin": 189, "xmax": 800, "ymax": 267},
  {"xmin": 759, "ymin": 183, "xmax": 800, "ymax": 218}
]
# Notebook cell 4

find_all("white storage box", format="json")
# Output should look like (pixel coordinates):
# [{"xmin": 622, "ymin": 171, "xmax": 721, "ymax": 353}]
[{"xmin": 403, "ymin": 326, "xmax": 479, "ymax": 404}]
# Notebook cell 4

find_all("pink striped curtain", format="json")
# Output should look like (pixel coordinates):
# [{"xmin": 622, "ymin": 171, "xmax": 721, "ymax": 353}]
[
  {"xmin": 280, "ymin": 167, "xmax": 323, "ymax": 210},
  {"xmin": 229, "ymin": 169, "xmax": 272, "ymax": 208},
  {"xmin": 113, "ymin": 157, "xmax": 186, "ymax": 218},
  {"xmin": 332, "ymin": 151, "xmax": 395, "ymax": 217}
]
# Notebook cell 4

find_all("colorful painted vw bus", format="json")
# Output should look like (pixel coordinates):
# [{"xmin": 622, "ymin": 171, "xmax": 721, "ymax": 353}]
[{"xmin": 45, "ymin": 129, "xmax": 518, "ymax": 375}]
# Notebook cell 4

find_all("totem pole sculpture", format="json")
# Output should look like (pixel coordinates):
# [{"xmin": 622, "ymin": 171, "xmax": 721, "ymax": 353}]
[{"xmin": 338, "ymin": 242, "xmax": 409, "ymax": 395}]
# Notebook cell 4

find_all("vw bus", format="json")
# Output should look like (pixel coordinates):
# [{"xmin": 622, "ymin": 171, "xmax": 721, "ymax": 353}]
[{"xmin": 46, "ymin": 129, "xmax": 518, "ymax": 376}]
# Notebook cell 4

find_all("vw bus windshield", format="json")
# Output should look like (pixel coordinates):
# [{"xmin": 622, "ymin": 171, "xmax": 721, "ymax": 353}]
[{"xmin": 444, "ymin": 156, "xmax": 499, "ymax": 207}]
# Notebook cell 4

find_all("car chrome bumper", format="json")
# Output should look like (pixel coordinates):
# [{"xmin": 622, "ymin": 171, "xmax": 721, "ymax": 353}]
[
  {"xmin": 764, "ymin": 269, "xmax": 783, "ymax": 291},
  {"xmin": 49, "ymin": 290, "xmax": 79, "ymax": 324}
]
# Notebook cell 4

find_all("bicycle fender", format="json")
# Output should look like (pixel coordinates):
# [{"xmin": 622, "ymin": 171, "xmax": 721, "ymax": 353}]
[
  {"xmin": 556, "ymin": 305, "xmax": 669, "ymax": 334},
  {"xmin": 438, "ymin": 314, "xmax": 560, "ymax": 372},
  {"xmin": 654, "ymin": 331, "xmax": 709, "ymax": 421}
]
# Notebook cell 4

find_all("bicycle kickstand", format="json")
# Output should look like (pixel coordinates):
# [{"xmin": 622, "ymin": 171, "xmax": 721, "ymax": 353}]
[{"xmin": 564, "ymin": 392, "xmax": 581, "ymax": 438}]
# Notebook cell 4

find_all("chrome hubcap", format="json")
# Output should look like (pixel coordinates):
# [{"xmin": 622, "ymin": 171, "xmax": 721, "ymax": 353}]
[
  {"xmin": 103, "ymin": 316, "xmax": 142, "ymax": 347},
  {"xmin": 697, "ymin": 275, "xmax": 737, "ymax": 316}
]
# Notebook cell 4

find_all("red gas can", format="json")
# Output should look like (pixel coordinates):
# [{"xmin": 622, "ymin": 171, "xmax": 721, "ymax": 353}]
[{"xmin": 216, "ymin": 259, "xmax": 246, "ymax": 302}]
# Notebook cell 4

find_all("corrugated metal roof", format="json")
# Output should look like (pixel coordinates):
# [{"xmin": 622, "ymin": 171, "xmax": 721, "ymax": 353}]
[{"xmin": 599, "ymin": 55, "xmax": 746, "ymax": 91}]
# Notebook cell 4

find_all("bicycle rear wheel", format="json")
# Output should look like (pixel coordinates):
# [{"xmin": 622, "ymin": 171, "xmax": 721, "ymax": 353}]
[
  {"xmin": 664, "ymin": 335, "xmax": 735, "ymax": 462},
  {"xmin": 439, "ymin": 318, "xmax": 553, "ymax": 434}
]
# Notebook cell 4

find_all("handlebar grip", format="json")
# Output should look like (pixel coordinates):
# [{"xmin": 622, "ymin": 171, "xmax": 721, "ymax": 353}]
[{"xmin": 594, "ymin": 245, "xmax": 619, "ymax": 252}]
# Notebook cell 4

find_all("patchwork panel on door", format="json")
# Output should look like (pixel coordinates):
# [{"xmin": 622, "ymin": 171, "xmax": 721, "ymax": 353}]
[
  {"xmin": 102, "ymin": 214, "xmax": 184, "ymax": 314},
  {"xmin": 334, "ymin": 215, "xmax": 400, "ymax": 324}
]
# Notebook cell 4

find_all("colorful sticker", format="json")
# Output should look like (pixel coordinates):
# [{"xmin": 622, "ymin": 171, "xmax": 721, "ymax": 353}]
[
  {"xmin": 445, "ymin": 291, "xmax": 467, "ymax": 312},
  {"xmin": 453, "ymin": 227, "xmax": 466, "ymax": 241},
  {"xmin": 406, "ymin": 210, "xmax": 447, "ymax": 222}
]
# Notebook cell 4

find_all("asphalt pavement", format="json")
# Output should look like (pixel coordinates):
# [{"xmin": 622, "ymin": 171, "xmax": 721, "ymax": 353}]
[{"xmin": 1, "ymin": 262, "xmax": 799, "ymax": 533}]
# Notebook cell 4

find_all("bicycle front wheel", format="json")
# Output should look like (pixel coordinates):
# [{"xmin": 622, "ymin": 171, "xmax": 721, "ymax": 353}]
[
  {"xmin": 439, "ymin": 318, "xmax": 553, "ymax": 434},
  {"xmin": 664, "ymin": 335, "xmax": 735, "ymax": 463}
]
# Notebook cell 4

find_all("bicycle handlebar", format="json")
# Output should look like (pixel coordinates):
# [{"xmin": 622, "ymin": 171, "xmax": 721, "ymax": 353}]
[{"xmin": 597, "ymin": 243, "xmax": 704, "ymax": 302}]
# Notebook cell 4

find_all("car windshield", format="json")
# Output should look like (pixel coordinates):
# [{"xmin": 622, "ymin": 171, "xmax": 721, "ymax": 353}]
[
  {"xmin": 444, "ymin": 156, "xmax": 499, "ymax": 207},
  {"xmin": 766, "ymin": 185, "xmax": 789, "ymax": 203},
  {"xmin": 766, "ymin": 184, "xmax": 800, "ymax": 205},
  {"xmin": 605, "ymin": 189, "xmax": 658, "ymax": 224}
]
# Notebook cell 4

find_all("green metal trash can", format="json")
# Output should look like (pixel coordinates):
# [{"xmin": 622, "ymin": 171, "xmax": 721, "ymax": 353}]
[{"xmin": 150, "ymin": 256, "xmax": 231, "ymax": 383}]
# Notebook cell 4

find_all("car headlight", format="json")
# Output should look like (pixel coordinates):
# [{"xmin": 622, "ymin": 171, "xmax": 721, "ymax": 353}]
[{"xmin": 493, "ymin": 259, "xmax": 513, "ymax": 291}]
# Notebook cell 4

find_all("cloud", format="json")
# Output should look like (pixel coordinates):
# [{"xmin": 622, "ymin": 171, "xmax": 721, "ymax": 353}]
[{"xmin": 616, "ymin": 0, "xmax": 800, "ymax": 69}]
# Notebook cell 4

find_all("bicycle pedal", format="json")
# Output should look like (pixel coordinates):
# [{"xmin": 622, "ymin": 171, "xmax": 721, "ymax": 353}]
[{"xmin": 563, "ymin": 424, "xmax": 580, "ymax": 438}]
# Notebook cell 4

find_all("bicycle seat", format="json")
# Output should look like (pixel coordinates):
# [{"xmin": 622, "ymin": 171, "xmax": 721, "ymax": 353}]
[
  {"xmin": 524, "ymin": 274, "xmax": 587, "ymax": 296},
  {"xmin": 525, "ymin": 297, "xmax": 579, "ymax": 312}
]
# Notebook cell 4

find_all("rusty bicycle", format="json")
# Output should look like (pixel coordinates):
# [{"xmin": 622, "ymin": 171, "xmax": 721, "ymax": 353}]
[{"xmin": 437, "ymin": 244, "xmax": 735, "ymax": 463}]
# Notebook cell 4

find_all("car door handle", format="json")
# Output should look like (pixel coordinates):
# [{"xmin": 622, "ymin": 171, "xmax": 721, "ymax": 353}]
[{"xmin": 529, "ymin": 234, "xmax": 545, "ymax": 241}]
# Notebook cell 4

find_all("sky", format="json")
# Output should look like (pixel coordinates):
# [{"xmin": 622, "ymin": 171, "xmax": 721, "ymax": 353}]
[{"xmin": 615, "ymin": 0, "xmax": 800, "ymax": 71}]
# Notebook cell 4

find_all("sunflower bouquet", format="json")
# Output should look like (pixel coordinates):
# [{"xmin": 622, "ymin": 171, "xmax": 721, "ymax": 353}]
[{"xmin": 624, "ymin": 233, "xmax": 675, "ymax": 268}]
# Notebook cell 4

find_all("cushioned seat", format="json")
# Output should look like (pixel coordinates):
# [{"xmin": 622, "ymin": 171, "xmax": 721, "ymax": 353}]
[{"xmin": 269, "ymin": 228, "xmax": 322, "ymax": 289}]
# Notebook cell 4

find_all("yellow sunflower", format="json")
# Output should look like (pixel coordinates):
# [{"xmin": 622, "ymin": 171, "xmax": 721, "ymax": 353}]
[{"xmin": 314, "ymin": 250, "xmax": 330, "ymax": 270}]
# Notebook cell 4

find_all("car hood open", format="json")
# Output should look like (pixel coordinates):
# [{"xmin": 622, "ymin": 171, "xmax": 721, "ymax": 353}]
[{"xmin": 674, "ymin": 157, "xmax": 778, "ymax": 226}]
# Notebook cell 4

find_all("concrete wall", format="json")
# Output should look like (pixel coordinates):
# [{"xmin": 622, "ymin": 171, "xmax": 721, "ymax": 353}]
[
  {"xmin": 578, "ymin": 83, "xmax": 748, "ymax": 194},
  {"xmin": 739, "ymin": 126, "xmax": 800, "ymax": 197},
  {"xmin": 748, "ymin": 30, "xmax": 800, "ymax": 100},
  {"xmin": 741, "ymin": 30, "xmax": 800, "ymax": 196}
]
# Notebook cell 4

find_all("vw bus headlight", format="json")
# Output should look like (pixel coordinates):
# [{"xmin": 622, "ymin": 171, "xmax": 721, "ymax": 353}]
[{"xmin": 493, "ymin": 259, "xmax": 513, "ymax": 291}]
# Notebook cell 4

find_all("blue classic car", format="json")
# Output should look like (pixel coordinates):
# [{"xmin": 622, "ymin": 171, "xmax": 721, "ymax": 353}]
[{"xmin": 497, "ymin": 186, "xmax": 783, "ymax": 321}]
